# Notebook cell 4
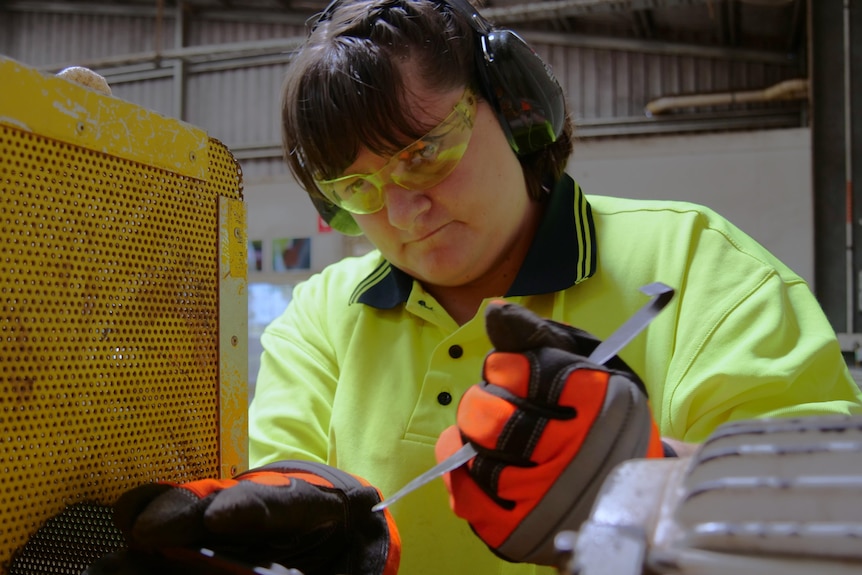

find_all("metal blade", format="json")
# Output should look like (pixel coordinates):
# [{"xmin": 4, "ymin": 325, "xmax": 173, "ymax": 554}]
[
  {"xmin": 371, "ymin": 443, "xmax": 478, "ymax": 512},
  {"xmin": 587, "ymin": 282, "xmax": 674, "ymax": 365},
  {"xmin": 371, "ymin": 281, "xmax": 675, "ymax": 512}
]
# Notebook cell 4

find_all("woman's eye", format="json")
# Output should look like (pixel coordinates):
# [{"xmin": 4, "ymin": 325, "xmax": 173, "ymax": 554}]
[
  {"xmin": 418, "ymin": 142, "xmax": 439, "ymax": 159},
  {"xmin": 337, "ymin": 179, "xmax": 366, "ymax": 199},
  {"xmin": 404, "ymin": 141, "xmax": 439, "ymax": 164}
]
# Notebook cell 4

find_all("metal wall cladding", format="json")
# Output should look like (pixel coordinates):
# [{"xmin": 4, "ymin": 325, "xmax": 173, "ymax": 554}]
[
  {"xmin": 183, "ymin": 18, "xmax": 303, "ymax": 150},
  {"xmin": 238, "ymin": 157, "xmax": 292, "ymax": 182},
  {"xmin": 187, "ymin": 18, "xmax": 304, "ymax": 45},
  {"xmin": 2, "ymin": 9, "xmax": 803, "ymax": 175},
  {"xmin": 534, "ymin": 39, "xmax": 802, "ymax": 136},
  {"xmin": 3, "ymin": 11, "xmax": 172, "ymax": 68},
  {"xmin": 185, "ymin": 63, "xmax": 291, "ymax": 148},
  {"xmin": 112, "ymin": 77, "xmax": 177, "ymax": 119}
]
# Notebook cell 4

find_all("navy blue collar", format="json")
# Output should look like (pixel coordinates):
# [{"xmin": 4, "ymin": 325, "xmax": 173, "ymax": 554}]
[{"xmin": 351, "ymin": 174, "xmax": 597, "ymax": 308}]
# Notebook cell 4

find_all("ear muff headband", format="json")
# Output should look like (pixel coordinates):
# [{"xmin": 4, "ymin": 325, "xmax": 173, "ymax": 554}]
[{"xmin": 307, "ymin": 0, "xmax": 566, "ymax": 234}]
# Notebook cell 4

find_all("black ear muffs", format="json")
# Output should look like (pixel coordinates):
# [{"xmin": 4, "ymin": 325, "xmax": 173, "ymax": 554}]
[
  {"xmin": 310, "ymin": 192, "xmax": 363, "ymax": 236},
  {"xmin": 448, "ymin": 0, "xmax": 566, "ymax": 155},
  {"xmin": 477, "ymin": 29, "xmax": 566, "ymax": 155},
  {"xmin": 307, "ymin": 0, "xmax": 566, "ymax": 234}
]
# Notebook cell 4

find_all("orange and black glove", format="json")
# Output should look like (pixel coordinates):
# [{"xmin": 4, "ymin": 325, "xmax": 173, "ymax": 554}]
[
  {"xmin": 435, "ymin": 301, "xmax": 666, "ymax": 566},
  {"xmin": 87, "ymin": 460, "xmax": 400, "ymax": 575}
]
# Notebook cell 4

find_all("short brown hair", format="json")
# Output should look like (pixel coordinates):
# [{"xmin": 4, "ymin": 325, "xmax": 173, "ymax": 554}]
[{"xmin": 281, "ymin": 0, "xmax": 574, "ymax": 212}]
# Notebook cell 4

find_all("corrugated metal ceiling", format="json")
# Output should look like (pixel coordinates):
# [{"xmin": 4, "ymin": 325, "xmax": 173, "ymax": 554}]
[
  {"xmin": 2, "ymin": 0, "xmax": 807, "ymax": 55},
  {"xmin": 0, "ymin": 0, "xmax": 809, "ymax": 146}
]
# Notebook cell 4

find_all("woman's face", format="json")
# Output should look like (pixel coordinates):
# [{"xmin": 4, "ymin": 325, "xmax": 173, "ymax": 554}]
[{"xmin": 349, "ymin": 76, "xmax": 541, "ymax": 291}]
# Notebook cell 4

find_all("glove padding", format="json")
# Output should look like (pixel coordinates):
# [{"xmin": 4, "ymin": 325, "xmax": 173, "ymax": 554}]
[
  {"xmin": 435, "ymin": 301, "xmax": 664, "ymax": 566},
  {"xmin": 101, "ymin": 460, "xmax": 400, "ymax": 575}
]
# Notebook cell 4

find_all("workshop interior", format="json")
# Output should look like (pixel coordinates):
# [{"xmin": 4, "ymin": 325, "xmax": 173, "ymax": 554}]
[{"xmin": 2, "ymin": 1, "xmax": 862, "ymax": 574}]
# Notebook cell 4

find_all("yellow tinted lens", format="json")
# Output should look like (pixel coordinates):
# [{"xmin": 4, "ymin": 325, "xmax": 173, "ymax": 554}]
[
  {"xmin": 391, "ymin": 91, "xmax": 476, "ymax": 190},
  {"xmin": 392, "ymin": 141, "xmax": 470, "ymax": 189},
  {"xmin": 314, "ymin": 88, "xmax": 477, "ymax": 214},
  {"xmin": 318, "ymin": 175, "xmax": 385, "ymax": 214}
]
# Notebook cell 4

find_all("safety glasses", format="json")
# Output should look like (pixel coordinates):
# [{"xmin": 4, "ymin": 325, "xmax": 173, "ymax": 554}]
[{"xmin": 314, "ymin": 88, "xmax": 478, "ymax": 215}]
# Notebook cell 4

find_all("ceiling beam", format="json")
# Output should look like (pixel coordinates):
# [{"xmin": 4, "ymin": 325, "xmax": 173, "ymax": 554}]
[
  {"xmin": 482, "ymin": 0, "xmax": 739, "ymax": 25},
  {"xmin": 726, "ymin": 0, "xmax": 739, "ymax": 47},
  {"xmin": 2, "ymin": 1, "xmax": 159, "ymax": 17},
  {"xmin": 632, "ymin": 8, "xmax": 655, "ymax": 39},
  {"xmin": 521, "ymin": 30, "xmax": 797, "ymax": 64},
  {"xmin": 787, "ymin": 0, "xmax": 806, "ymax": 54}
]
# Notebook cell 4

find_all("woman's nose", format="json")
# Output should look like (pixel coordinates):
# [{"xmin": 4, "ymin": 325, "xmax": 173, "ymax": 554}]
[{"xmin": 383, "ymin": 184, "xmax": 432, "ymax": 230}]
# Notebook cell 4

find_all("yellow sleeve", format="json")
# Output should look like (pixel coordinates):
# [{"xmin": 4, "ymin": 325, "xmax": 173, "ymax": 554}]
[
  {"xmin": 249, "ymin": 274, "xmax": 338, "ymax": 467},
  {"xmin": 664, "ymin": 267, "xmax": 862, "ymax": 443}
]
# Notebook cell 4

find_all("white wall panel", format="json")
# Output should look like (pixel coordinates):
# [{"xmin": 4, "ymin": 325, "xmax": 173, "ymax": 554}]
[
  {"xmin": 569, "ymin": 128, "xmax": 814, "ymax": 284},
  {"xmin": 243, "ymin": 178, "xmax": 344, "ymax": 279}
]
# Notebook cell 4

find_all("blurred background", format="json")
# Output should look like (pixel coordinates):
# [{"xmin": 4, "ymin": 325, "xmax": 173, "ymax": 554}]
[{"xmin": 2, "ymin": 0, "xmax": 860, "ymax": 389}]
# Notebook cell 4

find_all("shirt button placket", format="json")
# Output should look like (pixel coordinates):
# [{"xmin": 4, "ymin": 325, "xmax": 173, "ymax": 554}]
[{"xmin": 438, "ymin": 345, "xmax": 462, "ymax": 406}]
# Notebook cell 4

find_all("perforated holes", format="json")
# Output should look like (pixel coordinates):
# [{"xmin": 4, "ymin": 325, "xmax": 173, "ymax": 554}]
[{"xmin": 1, "ymin": 127, "xmax": 240, "ymax": 569}]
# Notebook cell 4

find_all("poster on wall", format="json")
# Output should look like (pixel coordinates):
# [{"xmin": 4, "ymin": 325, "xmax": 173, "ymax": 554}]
[{"xmin": 273, "ymin": 237, "xmax": 312, "ymax": 272}]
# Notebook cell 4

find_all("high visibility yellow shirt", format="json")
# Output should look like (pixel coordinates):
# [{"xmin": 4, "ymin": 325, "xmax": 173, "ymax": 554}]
[{"xmin": 249, "ymin": 175, "xmax": 862, "ymax": 575}]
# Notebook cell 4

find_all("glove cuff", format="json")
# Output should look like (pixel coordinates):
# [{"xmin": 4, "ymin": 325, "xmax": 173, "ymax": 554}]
[{"xmin": 241, "ymin": 460, "xmax": 363, "ymax": 490}]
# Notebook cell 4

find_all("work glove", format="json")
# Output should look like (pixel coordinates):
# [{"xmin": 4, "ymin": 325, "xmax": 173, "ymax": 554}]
[
  {"xmin": 435, "ymin": 301, "xmax": 666, "ymax": 566},
  {"xmin": 85, "ymin": 460, "xmax": 400, "ymax": 575}
]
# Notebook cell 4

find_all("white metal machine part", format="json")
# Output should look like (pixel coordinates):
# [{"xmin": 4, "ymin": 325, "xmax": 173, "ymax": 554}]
[{"xmin": 556, "ymin": 414, "xmax": 862, "ymax": 575}]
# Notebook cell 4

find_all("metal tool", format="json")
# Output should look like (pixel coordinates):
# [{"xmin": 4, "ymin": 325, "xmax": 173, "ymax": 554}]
[
  {"xmin": 371, "ymin": 282, "xmax": 675, "ymax": 512},
  {"xmin": 370, "ymin": 441, "xmax": 478, "ymax": 513},
  {"xmin": 587, "ymin": 282, "xmax": 675, "ymax": 366}
]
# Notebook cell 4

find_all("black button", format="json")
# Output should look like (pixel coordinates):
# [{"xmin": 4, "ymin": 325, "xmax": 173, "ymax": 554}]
[
  {"xmin": 448, "ymin": 345, "xmax": 463, "ymax": 359},
  {"xmin": 437, "ymin": 392, "xmax": 452, "ymax": 406}
]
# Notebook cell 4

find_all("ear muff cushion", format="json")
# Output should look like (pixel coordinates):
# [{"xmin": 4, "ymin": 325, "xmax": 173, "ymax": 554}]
[
  {"xmin": 435, "ymin": 0, "xmax": 566, "ymax": 155},
  {"xmin": 480, "ymin": 30, "xmax": 566, "ymax": 155},
  {"xmin": 310, "ymin": 193, "xmax": 363, "ymax": 236}
]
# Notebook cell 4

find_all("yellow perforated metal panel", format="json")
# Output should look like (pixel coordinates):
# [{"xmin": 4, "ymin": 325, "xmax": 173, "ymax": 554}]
[{"xmin": 0, "ymin": 57, "xmax": 248, "ymax": 573}]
